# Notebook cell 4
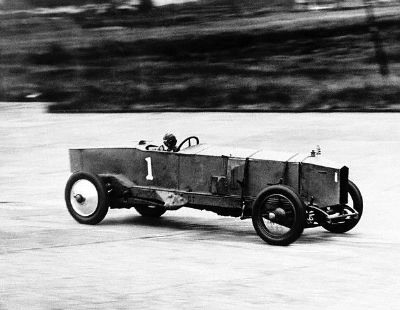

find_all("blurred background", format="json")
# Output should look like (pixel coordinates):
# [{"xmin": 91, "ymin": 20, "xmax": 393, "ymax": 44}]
[{"xmin": 0, "ymin": 0, "xmax": 399, "ymax": 111}]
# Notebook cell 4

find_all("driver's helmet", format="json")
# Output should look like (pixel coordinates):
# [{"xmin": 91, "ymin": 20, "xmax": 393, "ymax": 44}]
[{"xmin": 163, "ymin": 133, "xmax": 177, "ymax": 151}]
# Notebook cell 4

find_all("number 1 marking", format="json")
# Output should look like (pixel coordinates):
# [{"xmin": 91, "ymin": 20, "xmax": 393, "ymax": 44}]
[{"xmin": 145, "ymin": 157, "xmax": 154, "ymax": 180}]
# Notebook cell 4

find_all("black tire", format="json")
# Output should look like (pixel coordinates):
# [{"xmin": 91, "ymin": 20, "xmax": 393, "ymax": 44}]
[
  {"xmin": 252, "ymin": 185, "xmax": 305, "ymax": 246},
  {"xmin": 322, "ymin": 180, "xmax": 363, "ymax": 233},
  {"xmin": 135, "ymin": 204, "xmax": 166, "ymax": 218},
  {"xmin": 65, "ymin": 172, "xmax": 109, "ymax": 225}
]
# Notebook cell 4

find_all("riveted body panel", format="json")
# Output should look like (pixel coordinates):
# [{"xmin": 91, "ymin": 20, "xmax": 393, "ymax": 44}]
[
  {"xmin": 69, "ymin": 144, "xmax": 346, "ymax": 211},
  {"xmin": 178, "ymin": 154, "xmax": 227, "ymax": 193},
  {"xmin": 300, "ymin": 163, "xmax": 341, "ymax": 206}
]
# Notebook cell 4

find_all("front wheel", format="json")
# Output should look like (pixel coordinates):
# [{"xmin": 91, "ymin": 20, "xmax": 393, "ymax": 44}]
[
  {"xmin": 65, "ymin": 172, "xmax": 109, "ymax": 224},
  {"xmin": 252, "ymin": 185, "xmax": 305, "ymax": 246},
  {"xmin": 322, "ymin": 180, "xmax": 363, "ymax": 233}
]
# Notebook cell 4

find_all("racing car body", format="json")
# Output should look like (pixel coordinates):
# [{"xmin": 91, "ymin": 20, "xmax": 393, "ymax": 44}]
[{"xmin": 65, "ymin": 137, "xmax": 363, "ymax": 245}]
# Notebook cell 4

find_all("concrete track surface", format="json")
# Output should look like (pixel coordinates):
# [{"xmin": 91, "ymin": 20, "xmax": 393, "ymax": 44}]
[{"xmin": 1, "ymin": 103, "xmax": 399, "ymax": 309}]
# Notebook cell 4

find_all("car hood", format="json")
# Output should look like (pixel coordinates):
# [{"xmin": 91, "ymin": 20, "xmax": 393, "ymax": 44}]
[{"xmin": 180, "ymin": 144, "xmax": 342, "ymax": 169}]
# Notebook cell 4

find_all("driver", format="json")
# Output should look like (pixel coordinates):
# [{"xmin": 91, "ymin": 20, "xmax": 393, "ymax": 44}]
[{"xmin": 163, "ymin": 133, "xmax": 178, "ymax": 152}]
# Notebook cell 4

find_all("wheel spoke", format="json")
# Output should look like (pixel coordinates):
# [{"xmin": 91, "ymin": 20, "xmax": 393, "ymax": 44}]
[{"xmin": 261, "ymin": 194, "xmax": 295, "ymax": 236}]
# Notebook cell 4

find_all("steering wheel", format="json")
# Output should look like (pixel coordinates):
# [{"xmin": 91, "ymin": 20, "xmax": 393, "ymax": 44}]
[
  {"xmin": 145, "ymin": 144, "xmax": 158, "ymax": 150},
  {"xmin": 145, "ymin": 144, "xmax": 165, "ymax": 151},
  {"xmin": 177, "ymin": 136, "xmax": 200, "ymax": 151}
]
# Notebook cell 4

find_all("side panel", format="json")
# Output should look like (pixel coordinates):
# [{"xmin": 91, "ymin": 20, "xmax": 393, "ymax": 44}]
[
  {"xmin": 300, "ymin": 163, "xmax": 340, "ymax": 206},
  {"xmin": 72, "ymin": 148, "xmax": 179, "ymax": 189},
  {"xmin": 69, "ymin": 149, "xmax": 83, "ymax": 172},
  {"xmin": 247, "ymin": 160, "xmax": 297, "ymax": 197},
  {"xmin": 138, "ymin": 151, "xmax": 179, "ymax": 188},
  {"xmin": 69, "ymin": 148, "xmax": 305, "ymax": 200},
  {"xmin": 228, "ymin": 158, "xmax": 299, "ymax": 197},
  {"xmin": 227, "ymin": 158, "xmax": 246, "ymax": 195},
  {"xmin": 178, "ymin": 154, "xmax": 227, "ymax": 193},
  {"xmin": 286, "ymin": 163, "xmax": 300, "ymax": 193}
]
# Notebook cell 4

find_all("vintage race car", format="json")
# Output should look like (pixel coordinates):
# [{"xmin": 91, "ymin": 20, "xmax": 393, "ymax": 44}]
[{"xmin": 64, "ymin": 136, "xmax": 363, "ymax": 246}]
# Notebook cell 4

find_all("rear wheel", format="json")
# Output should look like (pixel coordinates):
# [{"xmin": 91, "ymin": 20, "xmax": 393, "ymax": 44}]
[
  {"xmin": 322, "ymin": 180, "xmax": 363, "ymax": 233},
  {"xmin": 252, "ymin": 185, "xmax": 305, "ymax": 246},
  {"xmin": 135, "ymin": 204, "xmax": 166, "ymax": 218},
  {"xmin": 65, "ymin": 172, "xmax": 109, "ymax": 224}
]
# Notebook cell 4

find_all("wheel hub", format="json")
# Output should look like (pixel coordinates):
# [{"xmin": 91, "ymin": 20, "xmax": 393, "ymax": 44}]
[
  {"xmin": 267, "ymin": 208, "xmax": 286, "ymax": 221},
  {"xmin": 74, "ymin": 194, "xmax": 86, "ymax": 203},
  {"xmin": 70, "ymin": 179, "xmax": 99, "ymax": 217},
  {"xmin": 274, "ymin": 207, "xmax": 286, "ymax": 219},
  {"xmin": 262, "ymin": 194, "xmax": 294, "ymax": 236}
]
